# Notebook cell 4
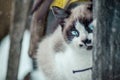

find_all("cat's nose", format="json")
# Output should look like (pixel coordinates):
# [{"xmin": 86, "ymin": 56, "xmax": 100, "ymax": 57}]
[
  {"xmin": 82, "ymin": 39, "xmax": 91, "ymax": 45},
  {"xmin": 79, "ymin": 44, "xmax": 83, "ymax": 47},
  {"xmin": 79, "ymin": 39, "xmax": 92, "ymax": 47}
]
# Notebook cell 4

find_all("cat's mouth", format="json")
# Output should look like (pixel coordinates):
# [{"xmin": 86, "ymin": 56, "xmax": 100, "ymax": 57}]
[
  {"xmin": 79, "ymin": 44, "xmax": 93, "ymax": 50},
  {"xmin": 86, "ymin": 46, "xmax": 93, "ymax": 50}
]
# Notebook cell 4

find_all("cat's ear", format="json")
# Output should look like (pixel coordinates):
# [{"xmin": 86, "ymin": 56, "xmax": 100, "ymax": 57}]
[
  {"xmin": 52, "ymin": 6, "xmax": 71, "ymax": 29},
  {"xmin": 52, "ymin": 6, "xmax": 70, "ymax": 19}
]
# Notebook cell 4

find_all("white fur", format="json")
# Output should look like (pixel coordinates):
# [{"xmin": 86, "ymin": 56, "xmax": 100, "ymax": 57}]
[
  {"xmin": 55, "ymin": 46, "xmax": 92, "ymax": 80},
  {"xmin": 0, "ymin": 30, "xmax": 33, "ymax": 80},
  {"xmin": 36, "ymin": 25, "xmax": 92, "ymax": 80},
  {"xmin": 74, "ymin": 20, "xmax": 88, "ymax": 46},
  {"xmin": 31, "ymin": 69, "xmax": 46, "ymax": 80},
  {"xmin": 35, "ymin": 4, "xmax": 94, "ymax": 80}
]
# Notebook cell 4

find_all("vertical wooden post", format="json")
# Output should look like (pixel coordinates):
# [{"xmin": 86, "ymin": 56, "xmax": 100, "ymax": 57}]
[
  {"xmin": 93, "ymin": 0, "xmax": 120, "ymax": 80},
  {"xmin": 29, "ymin": 0, "xmax": 53, "ymax": 58},
  {"xmin": 6, "ymin": 0, "xmax": 31, "ymax": 80},
  {"xmin": 111, "ymin": 1, "xmax": 120, "ymax": 80}
]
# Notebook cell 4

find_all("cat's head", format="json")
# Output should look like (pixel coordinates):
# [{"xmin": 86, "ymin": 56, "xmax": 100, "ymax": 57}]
[{"xmin": 52, "ymin": 3, "xmax": 94, "ymax": 51}]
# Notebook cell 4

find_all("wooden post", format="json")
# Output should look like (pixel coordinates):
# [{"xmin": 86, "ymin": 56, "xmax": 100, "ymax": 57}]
[
  {"xmin": 6, "ymin": 0, "xmax": 31, "ymax": 80},
  {"xmin": 93, "ymin": 0, "xmax": 120, "ymax": 80},
  {"xmin": 29, "ymin": 0, "xmax": 53, "ymax": 58}
]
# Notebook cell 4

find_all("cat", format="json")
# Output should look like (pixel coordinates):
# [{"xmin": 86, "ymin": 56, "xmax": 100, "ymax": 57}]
[{"xmin": 35, "ymin": 3, "xmax": 94, "ymax": 80}]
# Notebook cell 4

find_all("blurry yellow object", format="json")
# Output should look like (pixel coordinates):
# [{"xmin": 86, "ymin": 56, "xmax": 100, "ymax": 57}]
[
  {"xmin": 51, "ymin": 0, "xmax": 90, "ymax": 8},
  {"xmin": 51, "ymin": 0, "xmax": 67, "ymax": 8}
]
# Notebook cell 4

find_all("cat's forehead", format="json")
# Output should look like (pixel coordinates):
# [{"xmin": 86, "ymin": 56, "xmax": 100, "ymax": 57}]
[
  {"xmin": 64, "ymin": 4, "xmax": 92, "ymax": 29},
  {"xmin": 74, "ymin": 20, "xmax": 85, "ymax": 31}
]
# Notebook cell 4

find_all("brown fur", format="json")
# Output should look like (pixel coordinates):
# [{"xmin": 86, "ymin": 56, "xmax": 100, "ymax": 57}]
[
  {"xmin": 63, "ymin": 4, "xmax": 92, "ymax": 42},
  {"xmin": 35, "ymin": 3, "xmax": 93, "ymax": 80}
]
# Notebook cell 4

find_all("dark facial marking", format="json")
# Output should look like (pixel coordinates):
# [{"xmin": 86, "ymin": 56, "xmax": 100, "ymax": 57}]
[
  {"xmin": 82, "ymin": 39, "xmax": 91, "ymax": 45},
  {"xmin": 88, "ymin": 22, "xmax": 94, "ymax": 33},
  {"xmin": 66, "ymin": 24, "xmax": 79, "ymax": 41},
  {"xmin": 79, "ymin": 18, "xmax": 93, "ymax": 33}
]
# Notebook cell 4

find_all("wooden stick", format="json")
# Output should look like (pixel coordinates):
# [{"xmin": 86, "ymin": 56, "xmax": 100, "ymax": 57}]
[
  {"xmin": 6, "ymin": 0, "xmax": 31, "ymax": 79},
  {"xmin": 29, "ymin": 0, "xmax": 53, "ymax": 58}
]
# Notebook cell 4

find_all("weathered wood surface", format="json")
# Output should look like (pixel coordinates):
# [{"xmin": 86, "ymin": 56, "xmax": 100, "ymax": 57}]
[
  {"xmin": 6, "ymin": 0, "xmax": 32, "ymax": 80},
  {"xmin": 29, "ymin": 0, "xmax": 53, "ymax": 58},
  {"xmin": 93, "ymin": 0, "xmax": 120, "ymax": 80}
]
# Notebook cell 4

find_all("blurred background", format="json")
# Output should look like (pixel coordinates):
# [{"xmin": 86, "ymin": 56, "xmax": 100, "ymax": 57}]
[
  {"xmin": 0, "ymin": 0, "xmax": 11, "ymax": 41},
  {"xmin": 0, "ymin": 0, "xmax": 91, "ymax": 80}
]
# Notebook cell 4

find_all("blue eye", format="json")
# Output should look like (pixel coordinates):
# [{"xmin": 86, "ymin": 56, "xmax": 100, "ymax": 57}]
[
  {"xmin": 71, "ymin": 30, "xmax": 79, "ymax": 37},
  {"xmin": 89, "ymin": 24, "xmax": 94, "ymax": 30},
  {"xmin": 67, "ymin": 27, "xmax": 79, "ymax": 41}
]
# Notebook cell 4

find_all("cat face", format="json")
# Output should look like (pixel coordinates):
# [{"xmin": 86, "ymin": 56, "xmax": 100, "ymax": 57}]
[
  {"xmin": 65, "ymin": 19, "xmax": 94, "ymax": 51},
  {"xmin": 52, "ymin": 3, "xmax": 93, "ymax": 51}
]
